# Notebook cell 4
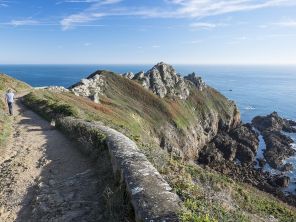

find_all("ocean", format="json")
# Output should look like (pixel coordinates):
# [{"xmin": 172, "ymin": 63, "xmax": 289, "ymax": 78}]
[
  {"xmin": 1, "ymin": 64, "xmax": 296, "ymax": 191},
  {"xmin": 1, "ymin": 64, "xmax": 295, "ymax": 123}
]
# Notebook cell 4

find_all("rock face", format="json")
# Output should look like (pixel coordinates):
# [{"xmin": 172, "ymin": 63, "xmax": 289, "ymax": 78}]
[
  {"xmin": 184, "ymin": 72, "xmax": 206, "ymax": 91},
  {"xmin": 199, "ymin": 124, "xmax": 259, "ymax": 165},
  {"xmin": 252, "ymin": 111, "xmax": 296, "ymax": 133},
  {"xmin": 69, "ymin": 72, "xmax": 106, "ymax": 103},
  {"xmin": 122, "ymin": 72, "xmax": 134, "ymax": 79},
  {"xmin": 252, "ymin": 112, "xmax": 296, "ymax": 170},
  {"xmin": 261, "ymin": 131, "xmax": 295, "ymax": 169},
  {"xmin": 132, "ymin": 62, "xmax": 191, "ymax": 99},
  {"xmin": 272, "ymin": 175, "xmax": 290, "ymax": 188},
  {"xmin": 68, "ymin": 62, "xmax": 240, "ymax": 161}
]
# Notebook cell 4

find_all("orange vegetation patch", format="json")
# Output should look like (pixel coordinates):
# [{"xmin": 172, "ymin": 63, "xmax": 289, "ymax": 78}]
[{"xmin": 59, "ymin": 93, "xmax": 114, "ymax": 115}]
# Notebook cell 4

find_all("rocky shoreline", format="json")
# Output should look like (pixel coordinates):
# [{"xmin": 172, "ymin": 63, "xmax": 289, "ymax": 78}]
[
  {"xmin": 252, "ymin": 112, "xmax": 296, "ymax": 170},
  {"xmin": 199, "ymin": 111, "xmax": 296, "ymax": 206},
  {"xmin": 39, "ymin": 62, "xmax": 296, "ymax": 207}
]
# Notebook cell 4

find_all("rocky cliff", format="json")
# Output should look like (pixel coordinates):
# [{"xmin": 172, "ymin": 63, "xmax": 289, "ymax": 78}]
[
  {"xmin": 252, "ymin": 112, "xmax": 296, "ymax": 170},
  {"xmin": 68, "ymin": 62, "xmax": 240, "ymax": 160}
]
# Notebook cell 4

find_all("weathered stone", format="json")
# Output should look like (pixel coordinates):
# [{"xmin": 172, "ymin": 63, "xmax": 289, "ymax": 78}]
[
  {"xmin": 257, "ymin": 158, "xmax": 266, "ymax": 167},
  {"xmin": 281, "ymin": 163, "xmax": 293, "ymax": 172},
  {"xmin": 56, "ymin": 117, "xmax": 182, "ymax": 221},
  {"xmin": 184, "ymin": 72, "xmax": 206, "ymax": 91},
  {"xmin": 201, "ymin": 124, "xmax": 259, "ymax": 165},
  {"xmin": 122, "ymin": 72, "xmax": 134, "ymax": 79},
  {"xmin": 262, "ymin": 131, "xmax": 295, "ymax": 169},
  {"xmin": 133, "ymin": 62, "xmax": 190, "ymax": 99},
  {"xmin": 252, "ymin": 111, "xmax": 296, "ymax": 133},
  {"xmin": 252, "ymin": 112, "xmax": 296, "ymax": 170},
  {"xmin": 69, "ymin": 71, "xmax": 106, "ymax": 103},
  {"xmin": 273, "ymin": 175, "xmax": 290, "ymax": 187}
]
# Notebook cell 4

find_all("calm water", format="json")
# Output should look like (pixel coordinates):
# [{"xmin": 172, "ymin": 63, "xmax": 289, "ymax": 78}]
[{"xmin": 1, "ymin": 64, "xmax": 296, "ymax": 191}]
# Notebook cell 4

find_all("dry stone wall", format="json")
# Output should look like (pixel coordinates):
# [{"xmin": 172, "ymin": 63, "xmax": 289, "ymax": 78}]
[{"xmin": 55, "ymin": 117, "xmax": 182, "ymax": 222}]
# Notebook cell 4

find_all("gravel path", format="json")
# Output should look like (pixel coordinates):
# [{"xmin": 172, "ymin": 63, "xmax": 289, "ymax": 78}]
[{"xmin": 0, "ymin": 95, "xmax": 108, "ymax": 222}]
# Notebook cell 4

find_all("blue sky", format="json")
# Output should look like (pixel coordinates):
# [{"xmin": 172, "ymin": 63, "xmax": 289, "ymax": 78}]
[{"xmin": 1, "ymin": 0, "xmax": 296, "ymax": 64}]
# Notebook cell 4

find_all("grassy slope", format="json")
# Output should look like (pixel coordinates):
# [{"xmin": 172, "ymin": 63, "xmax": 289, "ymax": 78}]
[
  {"xmin": 0, "ymin": 73, "xmax": 31, "ymax": 148},
  {"xmin": 23, "ymin": 71, "xmax": 296, "ymax": 221},
  {"xmin": 24, "ymin": 71, "xmax": 235, "ymax": 144}
]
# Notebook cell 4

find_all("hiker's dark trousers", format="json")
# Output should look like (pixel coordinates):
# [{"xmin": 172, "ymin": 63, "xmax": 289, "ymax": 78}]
[{"xmin": 8, "ymin": 102, "xmax": 13, "ymax": 115}]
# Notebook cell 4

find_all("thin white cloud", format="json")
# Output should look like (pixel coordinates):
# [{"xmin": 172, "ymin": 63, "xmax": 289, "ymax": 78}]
[
  {"xmin": 274, "ymin": 20, "xmax": 296, "ymax": 27},
  {"xmin": 60, "ymin": 0, "xmax": 121, "ymax": 29},
  {"xmin": 0, "ymin": 0, "xmax": 9, "ymax": 7},
  {"xmin": 190, "ymin": 22, "xmax": 217, "ymax": 29},
  {"xmin": 60, "ymin": 0, "xmax": 296, "ymax": 29},
  {"xmin": 9, "ymin": 19, "xmax": 40, "ymax": 26},
  {"xmin": 163, "ymin": 0, "xmax": 296, "ymax": 18}
]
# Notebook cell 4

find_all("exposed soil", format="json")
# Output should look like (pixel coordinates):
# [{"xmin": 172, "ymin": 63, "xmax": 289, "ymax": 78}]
[{"xmin": 0, "ymin": 95, "xmax": 120, "ymax": 222}]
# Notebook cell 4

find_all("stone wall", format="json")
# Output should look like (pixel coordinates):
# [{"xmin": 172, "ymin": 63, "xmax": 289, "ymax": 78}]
[{"xmin": 55, "ymin": 117, "xmax": 182, "ymax": 222}]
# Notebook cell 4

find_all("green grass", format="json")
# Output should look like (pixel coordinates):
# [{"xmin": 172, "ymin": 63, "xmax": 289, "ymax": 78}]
[
  {"xmin": 21, "ymin": 70, "xmax": 296, "ymax": 222},
  {"xmin": 23, "ymin": 71, "xmax": 236, "ymax": 150},
  {"xmin": 23, "ymin": 91, "xmax": 79, "ymax": 121},
  {"xmin": 158, "ymin": 156, "xmax": 296, "ymax": 222},
  {"xmin": 0, "ymin": 73, "xmax": 31, "ymax": 150}
]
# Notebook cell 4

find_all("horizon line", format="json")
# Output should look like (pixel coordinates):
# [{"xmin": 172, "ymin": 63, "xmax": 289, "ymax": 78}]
[{"xmin": 1, "ymin": 63, "xmax": 296, "ymax": 66}]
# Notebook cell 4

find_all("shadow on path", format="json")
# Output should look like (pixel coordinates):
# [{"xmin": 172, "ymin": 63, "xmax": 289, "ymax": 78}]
[{"xmin": 8, "ymin": 98, "xmax": 127, "ymax": 222}]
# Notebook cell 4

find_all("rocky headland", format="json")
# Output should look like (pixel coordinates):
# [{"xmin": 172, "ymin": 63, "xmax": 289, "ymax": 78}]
[
  {"xmin": 65, "ymin": 63, "xmax": 296, "ymax": 203},
  {"xmin": 68, "ymin": 62, "xmax": 240, "ymax": 161},
  {"xmin": 15, "ymin": 63, "xmax": 296, "ymax": 220}
]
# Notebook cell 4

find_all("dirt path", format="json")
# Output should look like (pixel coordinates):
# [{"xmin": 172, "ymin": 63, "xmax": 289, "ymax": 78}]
[{"xmin": 0, "ymin": 95, "xmax": 110, "ymax": 221}]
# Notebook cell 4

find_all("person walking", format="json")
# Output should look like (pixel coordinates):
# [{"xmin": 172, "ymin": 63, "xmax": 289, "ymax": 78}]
[{"xmin": 5, "ymin": 89, "xmax": 15, "ymax": 115}]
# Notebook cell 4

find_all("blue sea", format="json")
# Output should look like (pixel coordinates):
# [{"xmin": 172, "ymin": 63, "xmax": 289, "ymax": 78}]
[
  {"xmin": 1, "ymin": 64, "xmax": 296, "ymax": 191},
  {"xmin": 1, "ymin": 64, "xmax": 295, "ymax": 123}
]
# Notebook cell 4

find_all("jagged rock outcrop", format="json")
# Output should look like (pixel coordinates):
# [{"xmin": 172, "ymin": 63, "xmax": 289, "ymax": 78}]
[
  {"xmin": 261, "ymin": 131, "xmax": 295, "ymax": 169},
  {"xmin": 67, "ymin": 63, "xmax": 240, "ymax": 161},
  {"xmin": 122, "ymin": 72, "xmax": 134, "ymax": 79},
  {"xmin": 184, "ymin": 72, "xmax": 206, "ymax": 91},
  {"xmin": 199, "ymin": 124, "xmax": 259, "ymax": 165},
  {"xmin": 69, "ymin": 72, "xmax": 106, "ymax": 103},
  {"xmin": 252, "ymin": 112, "xmax": 296, "ymax": 170},
  {"xmin": 252, "ymin": 111, "xmax": 296, "ymax": 133},
  {"xmin": 132, "ymin": 62, "xmax": 190, "ymax": 99}
]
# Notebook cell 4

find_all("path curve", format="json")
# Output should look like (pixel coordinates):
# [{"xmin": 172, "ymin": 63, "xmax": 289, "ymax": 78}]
[{"xmin": 0, "ymin": 95, "xmax": 109, "ymax": 221}]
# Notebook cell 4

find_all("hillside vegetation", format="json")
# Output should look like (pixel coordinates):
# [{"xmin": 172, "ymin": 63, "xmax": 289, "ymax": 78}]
[
  {"xmin": 0, "ymin": 74, "xmax": 31, "ymax": 148},
  {"xmin": 24, "ymin": 70, "xmax": 239, "ymax": 159},
  {"xmin": 23, "ymin": 67, "xmax": 296, "ymax": 221}
]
